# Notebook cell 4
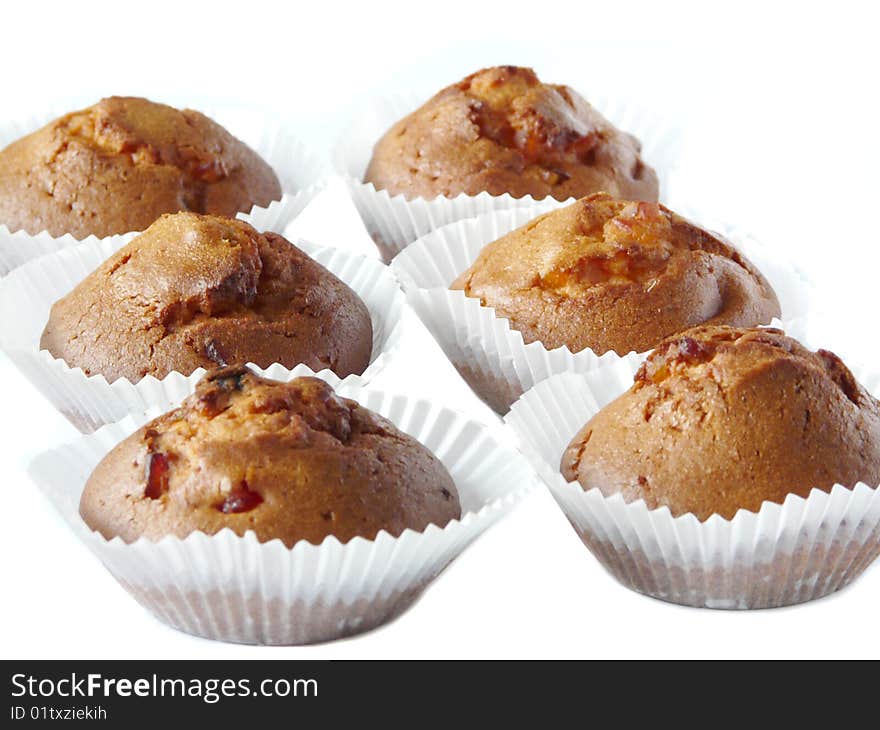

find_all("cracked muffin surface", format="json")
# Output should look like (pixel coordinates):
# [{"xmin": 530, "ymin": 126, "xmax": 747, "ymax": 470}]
[
  {"xmin": 451, "ymin": 193, "xmax": 781, "ymax": 355},
  {"xmin": 0, "ymin": 96, "xmax": 281, "ymax": 238},
  {"xmin": 561, "ymin": 326, "xmax": 880, "ymax": 520},
  {"xmin": 80, "ymin": 368, "xmax": 461, "ymax": 546},
  {"xmin": 364, "ymin": 66, "xmax": 658, "ymax": 202},
  {"xmin": 40, "ymin": 213, "xmax": 372, "ymax": 382}
]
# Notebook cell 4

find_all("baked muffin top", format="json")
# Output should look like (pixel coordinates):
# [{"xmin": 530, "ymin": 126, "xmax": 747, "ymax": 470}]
[
  {"xmin": 41, "ymin": 213, "xmax": 372, "ymax": 382},
  {"xmin": 364, "ymin": 66, "xmax": 658, "ymax": 203},
  {"xmin": 80, "ymin": 368, "xmax": 462, "ymax": 547},
  {"xmin": 0, "ymin": 96, "xmax": 281, "ymax": 238},
  {"xmin": 452, "ymin": 194, "xmax": 781, "ymax": 355},
  {"xmin": 562, "ymin": 326, "xmax": 880, "ymax": 520}
]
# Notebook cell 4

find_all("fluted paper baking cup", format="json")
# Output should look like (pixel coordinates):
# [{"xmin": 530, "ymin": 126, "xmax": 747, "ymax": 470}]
[
  {"xmin": 504, "ymin": 356, "xmax": 880, "ymax": 609},
  {"xmin": 0, "ymin": 102, "xmax": 326, "ymax": 276},
  {"xmin": 0, "ymin": 237, "xmax": 405, "ymax": 433},
  {"xmin": 392, "ymin": 206, "xmax": 814, "ymax": 413},
  {"xmin": 28, "ymin": 379, "xmax": 538, "ymax": 645},
  {"xmin": 334, "ymin": 91, "xmax": 682, "ymax": 261}
]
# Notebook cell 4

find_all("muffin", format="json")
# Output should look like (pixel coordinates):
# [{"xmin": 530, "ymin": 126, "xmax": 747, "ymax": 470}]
[
  {"xmin": 364, "ymin": 66, "xmax": 658, "ymax": 203},
  {"xmin": 452, "ymin": 194, "xmax": 781, "ymax": 356},
  {"xmin": 562, "ymin": 325, "xmax": 880, "ymax": 520},
  {"xmin": 0, "ymin": 96, "xmax": 281, "ymax": 238},
  {"xmin": 80, "ymin": 368, "xmax": 462, "ymax": 547},
  {"xmin": 41, "ymin": 213, "xmax": 372, "ymax": 382}
]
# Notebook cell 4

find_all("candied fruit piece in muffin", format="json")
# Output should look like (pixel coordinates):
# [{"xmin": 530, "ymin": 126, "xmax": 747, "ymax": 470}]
[
  {"xmin": 0, "ymin": 96, "xmax": 281, "ymax": 238},
  {"xmin": 40, "ymin": 213, "xmax": 372, "ymax": 382},
  {"xmin": 451, "ymin": 193, "xmax": 781, "ymax": 355},
  {"xmin": 364, "ymin": 66, "xmax": 658, "ymax": 203},
  {"xmin": 561, "ymin": 325, "xmax": 880, "ymax": 520},
  {"xmin": 80, "ymin": 367, "xmax": 462, "ymax": 546}
]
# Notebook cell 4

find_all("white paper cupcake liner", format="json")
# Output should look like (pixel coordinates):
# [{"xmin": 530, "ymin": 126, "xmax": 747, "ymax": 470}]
[
  {"xmin": 0, "ymin": 236, "xmax": 405, "ymax": 433},
  {"xmin": 28, "ymin": 377, "xmax": 538, "ymax": 645},
  {"xmin": 0, "ymin": 101, "xmax": 326, "ymax": 276},
  {"xmin": 391, "ymin": 206, "xmax": 814, "ymax": 414},
  {"xmin": 334, "ymin": 91, "xmax": 682, "ymax": 261},
  {"xmin": 504, "ymin": 351, "xmax": 880, "ymax": 609}
]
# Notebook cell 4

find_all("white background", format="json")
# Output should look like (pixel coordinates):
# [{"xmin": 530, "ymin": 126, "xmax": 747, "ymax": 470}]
[{"xmin": 1, "ymin": 1, "xmax": 878, "ymax": 659}]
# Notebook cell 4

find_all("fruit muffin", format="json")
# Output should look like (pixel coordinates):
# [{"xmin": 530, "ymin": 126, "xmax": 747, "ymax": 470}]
[
  {"xmin": 80, "ymin": 368, "xmax": 461, "ymax": 546},
  {"xmin": 365, "ymin": 66, "xmax": 658, "ymax": 203},
  {"xmin": 562, "ymin": 325, "xmax": 880, "ymax": 520},
  {"xmin": 452, "ymin": 194, "xmax": 781, "ymax": 355},
  {"xmin": 41, "ymin": 213, "xmax": 372, "ymax": 382}
]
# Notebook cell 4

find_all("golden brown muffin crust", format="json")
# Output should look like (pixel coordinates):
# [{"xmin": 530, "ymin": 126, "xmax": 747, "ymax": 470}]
[
  {"xmin": 451, "ymin": 194, "xmax": 781, "ymax": 355},
  {"xmin": 80, "ymin": 369, "xmax": 461, "ymax": 546},
  {"xmin": 561, "ymin": 326, "xmax": 880, "ymax": 520},
  {"xmin": 0, "ymin": 96, "xmax": 281, "ymax": 238},
  {"xmin": 364, "ymin": 66, "xmax": 658, "ymax": 202},
  {"xmin": 40, "ymin": 213, "xmax": 372, "ymax": 382}
]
